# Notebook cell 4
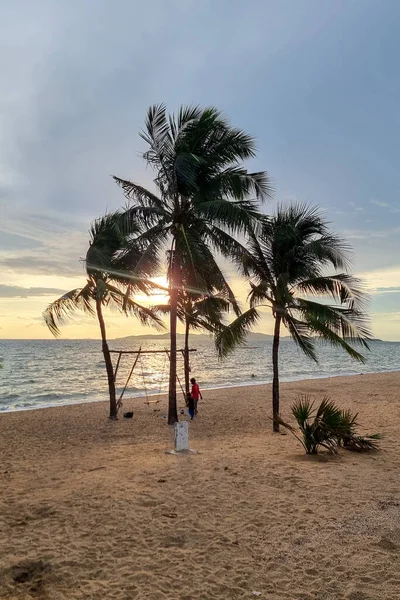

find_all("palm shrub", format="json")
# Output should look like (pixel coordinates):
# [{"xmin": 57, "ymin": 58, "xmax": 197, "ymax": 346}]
[
  {"xmin": 281, "ymin": 395, "xmax": 381, "ymax": 454},
  {"xmin": 216, "ymin": 203, "xmax": 372, "ymax": 432},
  {"xmin": 113, "ymin": 104, "xmax": 272, "ymax": 423},
  {"xmin": 286, "ymin": 395, "xmax": 345, "ymax": 454}
]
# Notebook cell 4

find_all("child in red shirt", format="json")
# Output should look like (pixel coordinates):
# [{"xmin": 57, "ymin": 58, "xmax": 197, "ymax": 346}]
[{"xmin": 190, "ymin": 377, "xmax": 202, "ymax": 414}]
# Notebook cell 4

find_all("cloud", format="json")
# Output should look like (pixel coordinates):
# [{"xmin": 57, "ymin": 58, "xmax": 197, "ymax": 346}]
[
  {"xmin": 370, "ymin": 200, "xmax": 390, "ymax": 208},
  {"xmin": 375, "ymin": 286, "xmax": 400, "ymax": 293},
  {"xmin": 0, "ymin": 210, "xmax": 89, "ymax": 277},
  {"xmin": 368, "ymin": 200, "xmax": 400, "ymax": 214},
  {"xmin": 0, "ymin": 284, "xmax": 67, "ymax": 298},
  {"xmin": 359, "ymin": 266, "xmax": 400, "ymax": 289},
  {"xmin": 349, "ymin": 202, "xmax": 364, "ymax": 212},
  {"xmin": 371, "ymin": 311, "xmax": 400, "ymax": 321},
  {"xmin": 0, "ymin": 255, "xmax": 84, "ymax": 277},
  {"xmin": 342, "ymin": 227, "xmax": 400, "ymax": 241}
]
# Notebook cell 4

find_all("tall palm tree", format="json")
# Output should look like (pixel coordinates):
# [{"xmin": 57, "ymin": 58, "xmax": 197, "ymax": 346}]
[
  {"xmin": 113, "ymin": 104, "xmax": 272, "ymax": 423},
  {"xmin": 216, "ymin": 204, "xmax": 371, "ymax": 432},
  {"xmin": 43, "ymin": 211, "xmax": 163, "ymax": 419}
]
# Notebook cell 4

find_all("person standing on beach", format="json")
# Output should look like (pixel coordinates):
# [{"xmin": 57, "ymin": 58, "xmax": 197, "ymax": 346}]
[
  {"xmin": 190, "ymin": 378, "xmax": 202, "ymax": 414},
  {"xmin": 187, "ymin": 392, "xmax": 195, "ymax": 420}
]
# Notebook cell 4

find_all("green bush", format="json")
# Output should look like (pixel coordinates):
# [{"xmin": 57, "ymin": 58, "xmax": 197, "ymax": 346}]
[{"xmin": 280, "ymin": 395, "xmax": 382, "ymax": 455}]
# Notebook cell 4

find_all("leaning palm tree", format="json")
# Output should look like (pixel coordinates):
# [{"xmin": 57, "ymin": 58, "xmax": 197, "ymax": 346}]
[
  {"xmin": 216, "ymin": 204, "xmax": 371, "ymax": 432},
  {"xmin": 113, "ymin": 104, "xmax": 272, "ymax": 423},
  {"xmin": 43, "ymin": 211, "xmax": 163, "ymax": 419}
]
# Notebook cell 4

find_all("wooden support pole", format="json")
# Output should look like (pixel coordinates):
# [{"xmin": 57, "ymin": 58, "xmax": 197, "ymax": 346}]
[
  {"xmin": 113, "ymin": 351, "xmax": 122, "ymax": 383},
  {"xmin": 116, "ymin": 347, "xmax": 142, "ymax": 407}
]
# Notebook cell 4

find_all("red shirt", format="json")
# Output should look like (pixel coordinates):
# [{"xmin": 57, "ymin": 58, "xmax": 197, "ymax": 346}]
[{"xmin": 191, "ymin": 383, "xmax": 200, "ymax": 400}]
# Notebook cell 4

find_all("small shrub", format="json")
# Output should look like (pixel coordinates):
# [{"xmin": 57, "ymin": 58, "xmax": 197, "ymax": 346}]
[{"xmin": 280, "ymin": 395, "xmax": 382, "ymax": 455}]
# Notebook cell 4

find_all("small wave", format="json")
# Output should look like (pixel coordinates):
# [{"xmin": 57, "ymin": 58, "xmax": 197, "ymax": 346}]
[
  {"xmin": 0, "ymin": 392, "xmax": 20, "ymax": 400},
  {"xmin": 31, "ymin": 392, "xmax": 63, "ymax": 401}
]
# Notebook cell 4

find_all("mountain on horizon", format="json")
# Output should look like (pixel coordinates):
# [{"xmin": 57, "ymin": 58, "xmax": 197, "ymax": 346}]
[
  {"xmin": 114, "ymin": 331, "xmax": 289, "ymax": 342},
  {"xmin": 114, "ymin": 332, "xmax": 383, "ymax": 343}
]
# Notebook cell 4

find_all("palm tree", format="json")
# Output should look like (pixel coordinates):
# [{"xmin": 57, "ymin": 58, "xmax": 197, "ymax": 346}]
[
  {"xmin": 43, "ymin": 211, "xmax": 163, "ymax": 419},
  {"xmin": 216, "ymin": 204, "xmax": 371, "ymax": 432},
  {"xmin": 113, "ymin": 104, "xmax": 272, "ymax": 423},
  {"xmin": 156, "ymin": 291, "xmax": 231, "ymax": 395},
  {"xmin": 182, "ymin": 294, "xmax": 230, "ymax": 395}
]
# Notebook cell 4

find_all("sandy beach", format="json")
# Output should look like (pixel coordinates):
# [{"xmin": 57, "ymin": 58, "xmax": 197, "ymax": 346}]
[{"xmin": 1, "ymin": 372, "xmax": 400, "ymax": 600}]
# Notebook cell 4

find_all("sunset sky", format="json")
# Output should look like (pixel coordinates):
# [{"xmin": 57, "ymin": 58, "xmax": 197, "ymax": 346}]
[{"xmin": 1, "ymin": 0, "xmax": 399, "ymax": 341}]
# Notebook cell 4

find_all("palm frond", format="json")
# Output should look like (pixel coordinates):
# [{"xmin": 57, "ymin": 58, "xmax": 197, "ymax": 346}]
[
  {"xmin": 204, "ymin": 225, "xmax": 251, "ymax": 268},
  {"xmin": 169, "ymin": 105, "xmax": 203, "ymax": 140},
  {"xmin": 296, "ymin": 273, "xmax": 367, "ymax": 309},
  {"xmin": 342, "ymin": 434, "xmax": 382, "ymax": 452},
  {"xmin": 43, "ymin": 284, "xmax": 94, "ymax": 337},
  {"xmin": 105, "ymin": 283, "xmax": 165, "ymax": 330},
  {"xmin": 215, "ymin": 308, "xmax": 260, "ymax": 358},
  {"xmin": 175, "ymin": 226, "xmax": 242, "ymax": 315},
  {"xmin": 195, "ymin": 166, "xmax": 273, "ymax": 203},
  {"xmin": 295, "ymin": 298, "xmax": 371, "ymax": 353},
  {"xmin": 283, "ymin": 315, "xmax": 318, "ymax": 362},
  {"xmin": 316, "ymin": 396, "xmax": 344, "ymax": 429},
  {"xmin": 196, "ymin": 198, "xmax": 262, "ymax": 234},
  {"xmin": 248, "ymin": 282, "xmax": 274, "ymax": 308},
  {"xmin": 292, "ymin": 395, "xmax": 314, "ymax": 427},
  {"xmin": 112, "ymin": 177, "xmax": 165, "ymax": 211},
  {"xmin": 116, "ymin": 237, "xmax": 165, "ymax": 291},
  {"xmin": 302, "ymin": 235, "xmax": 352, "ymax": 271},
  {"xmin": 301, "ymin": 314, "xmax": 368, "ymax": 362}
]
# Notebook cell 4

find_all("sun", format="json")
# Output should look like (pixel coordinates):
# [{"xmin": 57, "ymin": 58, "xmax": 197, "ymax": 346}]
[{"xmin": 134, "ymin": 276, "xmax": 169, "ymax": 304}]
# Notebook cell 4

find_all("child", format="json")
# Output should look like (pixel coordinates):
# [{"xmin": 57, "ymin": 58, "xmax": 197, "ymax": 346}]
[
  {"xmin": 186, "ymin": 392, "xmax": 195, "ymax": 420},
  {"xmin": 190, "ymin": 377, "xmax": 202, "ymax": 415}
]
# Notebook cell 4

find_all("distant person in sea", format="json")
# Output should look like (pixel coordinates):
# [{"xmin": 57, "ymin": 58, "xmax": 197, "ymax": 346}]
[
  {"xmin": 187, "ymin": 392, "xmax": 195, "ymax": 420},
  {"xmin": 190, "ymin": 378, "xmax": 202, "ymax": 415}
]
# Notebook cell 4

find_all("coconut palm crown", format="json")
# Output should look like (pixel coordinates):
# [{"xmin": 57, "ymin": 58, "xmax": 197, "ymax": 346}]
[{"xmin": 113, "ymin": 104, "xmax": 273, "ymax": 423}]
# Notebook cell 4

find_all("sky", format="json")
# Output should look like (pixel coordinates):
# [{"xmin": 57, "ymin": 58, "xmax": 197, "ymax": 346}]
[{"xmin": 1, "ymin": 0, "xmax": 399, "ymax": 341}]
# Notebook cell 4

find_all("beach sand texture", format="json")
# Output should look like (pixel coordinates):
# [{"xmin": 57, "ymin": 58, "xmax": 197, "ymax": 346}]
[{"xmin": 1, "ymin": 372, "xmax": 400, "ymax": 600}]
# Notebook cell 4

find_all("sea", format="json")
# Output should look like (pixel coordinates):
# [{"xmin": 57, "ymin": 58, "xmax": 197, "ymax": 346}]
[{"xmin": 0, "ymin": 338, "xmax": 399, "ymax": 412}]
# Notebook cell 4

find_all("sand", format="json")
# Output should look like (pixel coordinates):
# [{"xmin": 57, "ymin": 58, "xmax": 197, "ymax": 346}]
[{"xmin": 1, "ymin": 372, "xmax": 400, "ymax": 600}]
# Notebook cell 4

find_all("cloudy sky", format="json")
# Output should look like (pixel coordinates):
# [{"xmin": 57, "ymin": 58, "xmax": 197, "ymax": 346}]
[{"xmin": 1, "ymin": 0, "xmax": 399, "ymax": 340}]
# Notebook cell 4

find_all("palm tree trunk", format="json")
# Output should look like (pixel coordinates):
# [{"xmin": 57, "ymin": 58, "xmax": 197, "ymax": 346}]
[
  {"xmin": 272, "ymin": 314, "xmax": 281, "ymax": 432},
  {"xmin": 184, "ymin": 319, "xmax": 190, "ymax": 397},
  {"xmin": 168, "ymin": 249, "xmax": 179, "ymax": 425},
  {"xmin": 96, "ymin": 298, "xmax": 117, "ymax": 419}
]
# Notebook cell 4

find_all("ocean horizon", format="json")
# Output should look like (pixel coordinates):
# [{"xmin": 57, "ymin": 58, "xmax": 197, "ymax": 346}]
[{"xmin": 1, "ymin": 337, "xmax": 399, "ymax": 413}]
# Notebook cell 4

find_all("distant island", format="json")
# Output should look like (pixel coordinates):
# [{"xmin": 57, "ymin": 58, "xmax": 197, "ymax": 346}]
[
  {"xmin": 114, "ymin": 332, "xmax": 383, "ymax": 343},
  {"xmin": 114, "ymin": 332, "xmax": 289, "ymax": 342}
]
